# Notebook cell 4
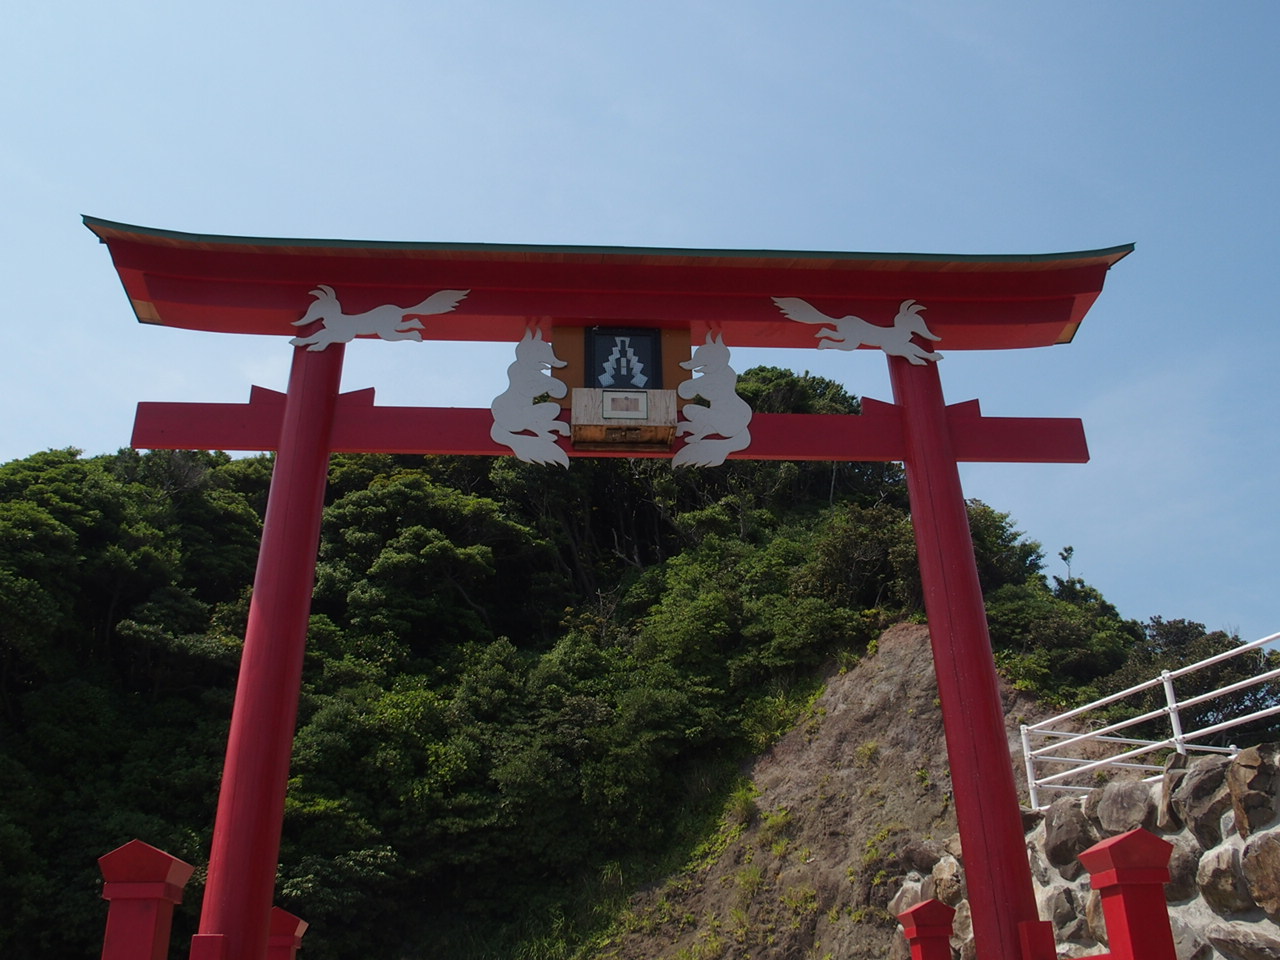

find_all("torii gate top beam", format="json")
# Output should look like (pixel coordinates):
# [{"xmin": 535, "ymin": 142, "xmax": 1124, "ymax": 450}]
[{"xmin": 85, "ymin": 217, "xmax": 1131, "ymax": 351}]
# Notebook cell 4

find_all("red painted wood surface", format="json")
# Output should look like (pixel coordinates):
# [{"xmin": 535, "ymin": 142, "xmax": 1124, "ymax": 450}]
[
  {"xmin": 133, "ymin": 390, "xmax": 1087, "ymax": 463},
  {"xmin": 1019, "ymin": 920, "xmax": 1060, "ymax": 960},
  {"xmin": 98, "ymin": 840, "xmax": 194, "ymax": 960},
  {"xmin": 86, "ymin": 217, "xmax": 1130, "ymax": 350},
  {"xmin": 194, "ymin": 344, "xmax": 344, "ymax": 960},
  {"xmin": 188, "ymin": 934, "xmax": 228, "ymax": 959},
  {"xmin": 266, "ymin": 908, "xmax": 308, "ymax": 960},
  {"xmin": 889, "ymin": 355, "xmax": 1042, "ymax": 960},
  {"xmin": 1078, "ymin": 829, "xmax": 1177, "ymax": 960},
  {"xmin": 899, "ymin": 899, "xmax": 956, "ymax": 960}
]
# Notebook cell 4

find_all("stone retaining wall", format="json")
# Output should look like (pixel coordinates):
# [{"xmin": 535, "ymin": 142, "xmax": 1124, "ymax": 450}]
[{"xmin": 890, "ymin": 744, "xmax": 1280, "ymax": 960}]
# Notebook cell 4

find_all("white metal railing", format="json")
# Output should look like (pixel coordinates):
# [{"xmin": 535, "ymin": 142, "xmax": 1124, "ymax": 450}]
[{"xmin": 1020, "ymin": 631, "xmax": 1280, "ymax": 810}]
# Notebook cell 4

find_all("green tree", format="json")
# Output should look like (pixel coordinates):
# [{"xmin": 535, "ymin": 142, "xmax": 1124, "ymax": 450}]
[
  {"xmin": 2, "ymin": 377, "xmax": 1247, "ymax": 960},
  {"xmin": 314, "ymin": 471, "xmax": 567, "ymax": 654},
  {"xmin": 987, "ymin": 575, "xmax": 1141, "ymax": 704},
  {"xmin": 1098, "ymin": 618, "xmax": 1280, "ymax": 745}
]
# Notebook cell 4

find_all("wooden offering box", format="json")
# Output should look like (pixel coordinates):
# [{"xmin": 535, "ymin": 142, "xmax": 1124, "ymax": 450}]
[{"xmin": 570, "ymin": 388, "xmax": 677, "ymax": 451}]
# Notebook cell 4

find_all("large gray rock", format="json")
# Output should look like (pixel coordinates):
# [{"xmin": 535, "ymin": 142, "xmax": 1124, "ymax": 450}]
[
  {"xmin": 1197, "ymin": 841, "xmax": 1256, "ymax": 915},
  {"xmin": 1169, "ymin": 915, "xmax": 1213, "ymax": 960},
  {"xmin": 950, "ymin": 899, "xmax": 974, "ymax": 960},
  {"xmin": 888, "ymin": 876, "xmax": 923, "ymax": 918},
  {"xmin": 1161, "ymin": 752, "xmax": 1192, "ymax": 830},
  {"xmin": 1058, "ymin": 945, "xmax": 1102, "ymax": 959},
  {"xmin": 1230, "ymin": 744, "xmax": 1280, "ymax": 839},
  {"xmin": 1040, "ymin": 883, "xmax": 1088, "ymax": 942},
  {"xmin": 1021, "ymin": 806, "xmax": 1045, "ymax": 834},
  {"xmin": 1083, "ymin": 786, "xmax": 1105, "ymax": 831},
  {"xmin": 1174, "ymin": 755, "xmax": 1235, "ymax": 849},
  {"xmin": 1085, "ymin": 887, "xmax": 1107, "ymax": 945},
  {"xmin": 944, "ymin": 833, "xmax": 963, "ymax": 860},
  {"xmin": 1206, "ymin": 921, "xmax": 1280, "ymax": 960},
  {"xmin": 1242, "ymin": 828, "xmax": 1280, "ymax": 922},
  {"xmin": 1044, "ymin": 796, "xmax": 1099, "ymax": 879},
  {"xmin": 1167, "ymin": 834, "xmax": 1204, "ymax": 902},
  {"xmin": 928, "ymin": 854, "xmax": 965, "ymax": 907},
  {"xmin": 1096, "ymin": 779, "xmax": 1157, "ymax": 834},
  {"xmin": 1027, "ymin": 837, "xmax": 1053, "ymax": 886},
  {"xmin": 901, "ymin": 836, "xmax": 945, "ymax": 874}
]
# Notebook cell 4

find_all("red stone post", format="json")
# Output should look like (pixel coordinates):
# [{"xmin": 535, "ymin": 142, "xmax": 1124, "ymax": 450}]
[
  {"xmin": 1078, "ymin": 829, "xmax": 1177, "ymax": 960},
  {"xmin": 99, "ymin": 839, "xmax": 195, "ymax": 960},
  {"xmin": 899, "ymin": 899, "xmax": 956, "ymax": 960},
  {"xmin": 267, "ymin": 907, "xmax": 308, "ymax": 960},
  {"xmin": 888, "ymin": 356, "xmax": 1042, "ymax": 960},
  {"xmin": 194, "ymin": 343, "xmax": 345, "ymax": 960}
]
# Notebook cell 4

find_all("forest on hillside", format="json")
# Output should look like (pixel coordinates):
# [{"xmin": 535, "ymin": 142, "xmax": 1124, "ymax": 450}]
[{"xmin": 0, "ymin": 368, "xmax": 1274, "ymax": 960}]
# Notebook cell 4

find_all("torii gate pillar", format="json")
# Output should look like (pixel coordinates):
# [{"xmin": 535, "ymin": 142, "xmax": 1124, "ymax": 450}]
[
  {"xmin": 191, "ymin": 344, "xmax": 345, "ymax": 960},
  {"xmin": 890, "ymin": 355, "xmax": 1045, "ymax": 958}
]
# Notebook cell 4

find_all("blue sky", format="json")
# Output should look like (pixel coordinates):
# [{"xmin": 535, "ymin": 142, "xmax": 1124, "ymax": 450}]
[{"xmin": 2, "ymin": 1, "xmax": 1276, "ymax": 645}]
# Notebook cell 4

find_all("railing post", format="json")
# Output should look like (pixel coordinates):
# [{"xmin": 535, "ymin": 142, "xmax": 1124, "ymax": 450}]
[
  {"xmin": 899, "ymin": 899, "xmax": 955, "ymax": 960},
  {"xmin": 1077, "ymin": 828, "xmax": 1176, "ymax": 960},
  {"xmin": 98, "ymin": 839, "xmax": 195, "ymax": 960},
  {"xmin": 1161, "ymin": 670, "xmax": 1186, "ymax": 755},
  {"xmin": 1021, "ymin": 724, "xmax": 1041, "ymax": 810},
  {"xmin": 267, "ymin": 907, "xmax": 308, "ymax": 960}
]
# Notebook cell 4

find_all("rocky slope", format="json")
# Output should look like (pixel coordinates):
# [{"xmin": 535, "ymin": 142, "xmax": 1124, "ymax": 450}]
[
  {"xmin": 587, "ymin": 623, "xmax": 1280, "ymax": 960},
  {"xmin": 588, "ymin": 623, "xmax": 1042, "ymax": 960}
]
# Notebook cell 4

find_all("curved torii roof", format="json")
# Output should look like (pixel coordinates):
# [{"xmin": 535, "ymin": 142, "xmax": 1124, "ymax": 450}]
[{"xmin": 85, "ymin": 216, "xmax": 1131, "ymax": 351}]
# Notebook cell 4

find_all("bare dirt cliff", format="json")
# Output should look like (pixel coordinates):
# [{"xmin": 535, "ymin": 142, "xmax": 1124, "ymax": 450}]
[{"xmin": 590, "ymin": 623, "xmax": 1044, "ymax": 960}]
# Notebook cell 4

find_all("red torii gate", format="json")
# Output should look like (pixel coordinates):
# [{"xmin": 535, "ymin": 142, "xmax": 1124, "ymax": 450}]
[{"xmin": 87, "ymin": 216, "xmax": 1130, "ymax": 960}]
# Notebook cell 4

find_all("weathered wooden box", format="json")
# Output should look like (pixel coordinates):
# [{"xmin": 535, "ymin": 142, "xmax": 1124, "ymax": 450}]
[{"xmin": 570, "ymin": 388, "xmax": 677, "ymax": 451}]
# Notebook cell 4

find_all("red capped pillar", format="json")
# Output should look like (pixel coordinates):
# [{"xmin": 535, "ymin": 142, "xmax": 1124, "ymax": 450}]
[
  {"xmin": 267, "ymin": 907, "xmax": 308, "ymax": 960},
  {"xmin": 1078, "ymin": 829, "xmax": 1176, "ymax": 960},
  {"xmin": 99, "ymin": 840, "xmax": 195, "ymax": 960},
  {"xmin": 899, "ymin": 899, "xmax": 956, "ymax": 960}
]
